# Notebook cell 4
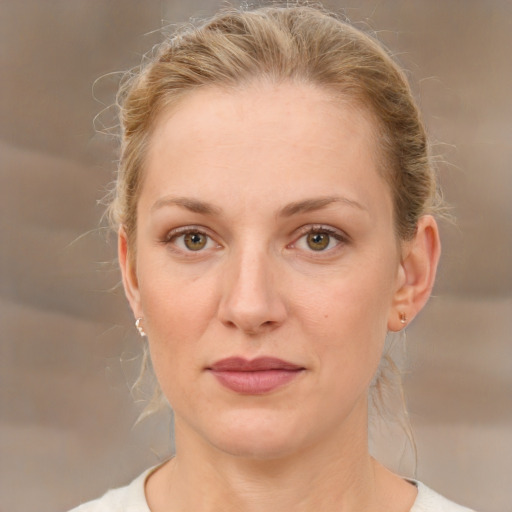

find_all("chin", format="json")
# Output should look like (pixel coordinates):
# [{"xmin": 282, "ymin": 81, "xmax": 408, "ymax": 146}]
[{"xmin": 204, "ymin": 410, "xmax": 310, "ymax": 461}]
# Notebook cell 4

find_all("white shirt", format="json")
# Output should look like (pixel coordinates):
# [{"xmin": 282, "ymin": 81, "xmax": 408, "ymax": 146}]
[{"xmin": 69, "ymin": 466, "xmax": 476, "ymax": 512}]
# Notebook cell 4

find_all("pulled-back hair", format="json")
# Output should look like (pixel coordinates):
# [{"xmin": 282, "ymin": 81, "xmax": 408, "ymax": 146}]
[{"xmin": 110, "ymin": 3, "xmax": 441, "ymax": 250}]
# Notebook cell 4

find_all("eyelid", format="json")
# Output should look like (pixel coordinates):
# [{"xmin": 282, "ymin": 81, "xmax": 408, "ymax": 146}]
[{"xmin": 295, "ymin": 224, "xmax": 348, "ymax": 240}]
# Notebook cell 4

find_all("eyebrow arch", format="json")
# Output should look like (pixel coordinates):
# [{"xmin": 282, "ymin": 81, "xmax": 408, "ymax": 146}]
[
  {"xmin": 151, "ymin": 196, "xmax": 223, "ymax": 215},
  {"xmin": 279, "ymin": 196, "xmax": 368, "ymax": 217}
]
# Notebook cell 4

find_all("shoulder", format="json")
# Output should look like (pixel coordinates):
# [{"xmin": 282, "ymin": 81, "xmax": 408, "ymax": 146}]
[
  {"xmin": 68, "ymin": 467, "xmax": 154, "ymax": 512},
  {"xmin": 411, "ymin": 480, "xmax": 476, "ymax": 512},
  {"xmin": 68, "ymin": 487, "xmax": 130, "ymax": 512}
]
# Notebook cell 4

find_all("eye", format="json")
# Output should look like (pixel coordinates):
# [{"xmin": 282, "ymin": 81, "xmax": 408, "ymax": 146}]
[
  {"xmin": 293, "ymin": 226, "xmax": 346, "ymax": 253},
  {"xmin": 165, "ymin": 228, "xmax": 218, "ymax": 252}
]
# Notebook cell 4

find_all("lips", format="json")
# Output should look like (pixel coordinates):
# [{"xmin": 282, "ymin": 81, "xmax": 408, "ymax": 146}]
[{"xmin": 207, "ymin": 357, "xmax": 304, "ymax": 394}]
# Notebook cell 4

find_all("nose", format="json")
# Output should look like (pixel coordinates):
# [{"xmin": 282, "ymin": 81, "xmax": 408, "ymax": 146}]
[{"xmin": 217, "ymin": 247, "xmax": 287, "ymax": 335}]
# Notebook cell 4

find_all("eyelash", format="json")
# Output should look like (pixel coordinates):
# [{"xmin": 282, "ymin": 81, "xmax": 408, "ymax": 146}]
[{"xmin": 163, "ymin": 225, "xmax": 348, "ymax": 254}]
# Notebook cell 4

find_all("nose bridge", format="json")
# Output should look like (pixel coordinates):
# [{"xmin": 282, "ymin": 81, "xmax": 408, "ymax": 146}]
[
  {"xmin": 218, "ymin": 239, "xmax": 286, "ymax": 333},
  {"xmin": 235, "ymin": 244, "xmax": 272, "ymax": 301}
]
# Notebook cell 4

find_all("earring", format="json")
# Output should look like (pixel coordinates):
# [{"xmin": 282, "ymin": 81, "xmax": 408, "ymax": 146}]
[
  {"xmin": 135, "ymin": 317, "xmax": 147, "ymax": 337},
  {"xmin": 399, "ymin": 312, "xmax": 407, "ymax": 326}
]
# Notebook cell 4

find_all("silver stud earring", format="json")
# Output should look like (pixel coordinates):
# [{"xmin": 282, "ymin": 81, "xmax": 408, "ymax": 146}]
[
  {"xmin": 135, "ymin": 317, "xmax": 147, "ymax": 337},
  {"xmin": 399, "ymin": 312, "xmax": 407, "ymax": 326}
]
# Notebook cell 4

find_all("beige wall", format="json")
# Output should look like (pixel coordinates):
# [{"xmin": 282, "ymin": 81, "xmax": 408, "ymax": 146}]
[{"xmin": 1, "ymin": 1, "xmax": 510, "ymax": 511}]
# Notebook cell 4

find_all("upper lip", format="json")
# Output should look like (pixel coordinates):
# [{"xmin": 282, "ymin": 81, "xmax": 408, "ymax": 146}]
[{"xmin": 208, "ymin": 357, "xmax": 304, "ymax": 372}]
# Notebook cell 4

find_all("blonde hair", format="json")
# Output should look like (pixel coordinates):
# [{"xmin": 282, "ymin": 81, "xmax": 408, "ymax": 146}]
[
  {"xmin": 110, "ymin": 3, "xmax": 442, "ymax": 246},
  {"xmin": 110, "ymin": 3, "xmax": 442, "ymax": 463}
]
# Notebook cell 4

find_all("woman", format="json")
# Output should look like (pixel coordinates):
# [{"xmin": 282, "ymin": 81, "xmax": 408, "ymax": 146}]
[{"xmin": 72, "ymin": 4, "xmax": 475, "ymax": 511}]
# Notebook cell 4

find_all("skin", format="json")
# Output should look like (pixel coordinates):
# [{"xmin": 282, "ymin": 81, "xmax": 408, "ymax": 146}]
[{"xmin": 119, "ymin": 82, "xmax": 440, "ymax": 512}]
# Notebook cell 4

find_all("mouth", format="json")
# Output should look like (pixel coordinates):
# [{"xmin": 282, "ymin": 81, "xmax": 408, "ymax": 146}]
[{"xmin": 207, "ymin": 357, "xmax": 305, "ymax": 395}]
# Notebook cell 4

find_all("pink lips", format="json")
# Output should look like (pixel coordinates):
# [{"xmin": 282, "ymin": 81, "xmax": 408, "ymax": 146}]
[{"xmin": 208, "ymin": 357, "xmax": 304, "ymax": 394}]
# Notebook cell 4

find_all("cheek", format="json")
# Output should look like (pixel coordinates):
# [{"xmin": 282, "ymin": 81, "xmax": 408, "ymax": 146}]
[
  {"xmin": 292, "ymin": 258, "xmax": 396, "ymax": 379},
  {"xmin": 137, "ymin": 268, "xmax": 219, "ymax": 396},
  {"xmin": 296, "ymin": 262, "xmax": 394, "ymax": 335},
  {"xmin": 139, "ymin": 259, "xmax": 218, "ymax": 334}
]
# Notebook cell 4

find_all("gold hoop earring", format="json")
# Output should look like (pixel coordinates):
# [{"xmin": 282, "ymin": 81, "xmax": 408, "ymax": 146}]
[{"xmin": 135, "ymin": 317, "xmax": 147, "ymax": 337}]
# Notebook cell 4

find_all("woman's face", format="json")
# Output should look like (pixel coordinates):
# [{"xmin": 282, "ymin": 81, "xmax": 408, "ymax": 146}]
[{"xmin": 122, "ymin": 82, "xmax": 407, "ymax": 459}]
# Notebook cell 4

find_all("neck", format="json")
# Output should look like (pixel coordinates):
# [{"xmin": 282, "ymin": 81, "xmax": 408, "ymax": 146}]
[
  {"xmin": 178, "ymin": 425, "xmax": 372, "ymax": 511},
  {"xmin": 145, "ymin": 399, "xmax": 415, "ymax": 512}
]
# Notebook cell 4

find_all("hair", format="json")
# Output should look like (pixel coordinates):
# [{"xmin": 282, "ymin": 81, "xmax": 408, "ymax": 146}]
[
  {"xmin": 109, "ymin": 2, "xmax": 442, "ymax": 248},
  {"xmin": 108, "ymin": 2, "xmax": 443, "ymax": 465}
]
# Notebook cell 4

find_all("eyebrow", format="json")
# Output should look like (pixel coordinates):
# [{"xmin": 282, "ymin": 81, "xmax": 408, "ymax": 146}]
[
  {"xmin": 151, "ymin": 195, "xmax": 367, "ymax": 217},
  {"xmin": 278, "ymin": 196, "xmax": 368, "ymax": 217},
  {"xmin": 151, "ymin": 196, "xmax": 222, "ymax": 215}
]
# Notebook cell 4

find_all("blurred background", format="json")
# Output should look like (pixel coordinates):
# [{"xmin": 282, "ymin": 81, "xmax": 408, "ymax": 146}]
[{"xmin": 0, "ymin": 1, "xmax": 510, "ymax": 511}]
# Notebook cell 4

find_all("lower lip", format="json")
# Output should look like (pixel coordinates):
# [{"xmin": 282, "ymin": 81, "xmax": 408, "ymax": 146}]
[{"xmin": 209, "ymin": 369, "xmax": 303, "ymax": 394}]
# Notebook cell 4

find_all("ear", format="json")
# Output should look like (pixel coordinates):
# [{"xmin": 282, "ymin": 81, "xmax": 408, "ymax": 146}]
[
  {"xmin": 388, "ymin": 215, "xmax": 441, "ymax": 331},
  {"xmin": 118, "ymin": 227, "xmax": 143, "ymax": 319}
]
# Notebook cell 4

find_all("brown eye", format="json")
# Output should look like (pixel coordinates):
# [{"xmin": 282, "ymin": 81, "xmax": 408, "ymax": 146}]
[
  {"xmin": 184, "ymin": 232, "xmax": 207, "ymax": 251},
  {"xmin": 306, "ymin": 232, "xmax": 330, "ymax": 251}
]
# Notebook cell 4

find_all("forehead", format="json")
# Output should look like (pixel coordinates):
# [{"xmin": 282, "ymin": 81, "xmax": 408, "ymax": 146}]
[
  {"xmin": 150, "ymin": 81, "xmax": 376, "ymax": 156},
  {"xmin": 142, "ymin": 82, "xmax": 392, "ymax": 216}
]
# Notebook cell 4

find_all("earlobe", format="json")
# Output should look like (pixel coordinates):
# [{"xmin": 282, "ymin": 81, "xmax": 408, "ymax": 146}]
[
  {"xmin": 118, "ymin": 227, "xmax": 142, "ymax": 318},
  {"xmin": 388, "ymin": 215, "xmax": 441, "ymax": 332}
]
